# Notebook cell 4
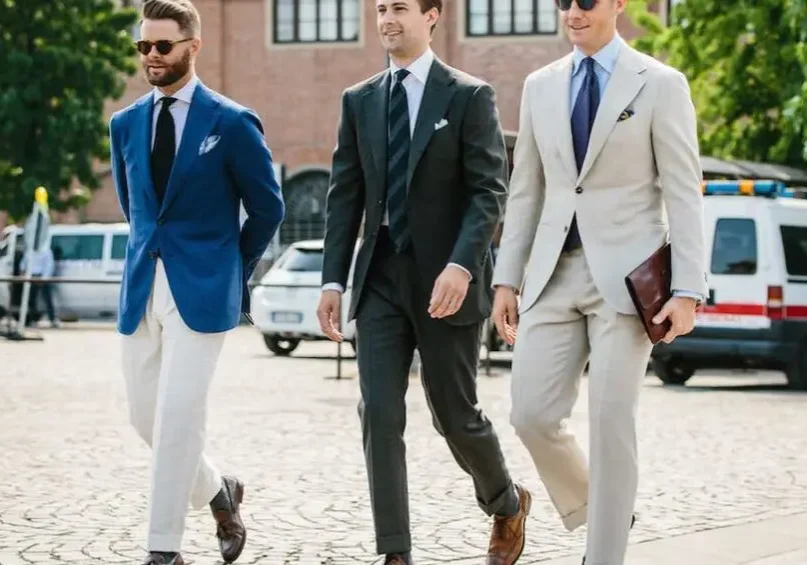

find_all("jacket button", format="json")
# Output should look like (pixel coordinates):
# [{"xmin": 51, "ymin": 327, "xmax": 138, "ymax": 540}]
[
  {"xmin": 575, "ymin": 186, "xmax": 584, "ymax": 194},
  {"xmin": 157, "ymin": 218, "xmax": 165, "ymax": 226},
  {"xmin": 149, "ymin": 250, "xmax": 159, "ymax": 259}
]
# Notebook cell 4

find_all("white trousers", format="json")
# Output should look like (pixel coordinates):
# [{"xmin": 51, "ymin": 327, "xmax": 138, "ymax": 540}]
[
  {"xmin": 510, "ymin": 250, "xmax": 653, "ymax": 565},
  {"xmin": 121, "ymin": 259, "xmax": 227, "ymax": 551}
]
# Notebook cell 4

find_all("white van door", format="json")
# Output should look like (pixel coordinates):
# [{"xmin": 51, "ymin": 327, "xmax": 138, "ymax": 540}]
[
  {"xmin": 105, "ymin": 231, "xmax": 128, "ymax": 316},
  {"xmin": 50, "ymin": 231, "xmax": 107, "ymax": 318},
  {"xmin": 774, "ymin": 206, "xmax": 807, "ymax": 320},
  {"xmin": 699, "ymin": 204, "xmax": 771, "ymax": 329}
]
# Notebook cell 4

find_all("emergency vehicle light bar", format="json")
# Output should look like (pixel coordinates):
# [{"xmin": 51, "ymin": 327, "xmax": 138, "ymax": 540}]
[{"xmin": 701, "ymin": 179, "xmax": 794, "ymax": 197}]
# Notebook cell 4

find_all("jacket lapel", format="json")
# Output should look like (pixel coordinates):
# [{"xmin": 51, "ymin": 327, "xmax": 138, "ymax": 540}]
[
  {"xmin": 407, "ymin": 58, "xmax": 456, "ymax": 188},
  {"xmin": 550, "ymin": 55, "xmax": 578, "ymax": 182},
  {"xmin": 160, "ymin": 83, "xmax": 222, "ymax": 215},
  {"xmin": 363, "ymin": 72, "xmax": 390, "ymax": 192},
  {"xmin": 577, "ymin": 45, "xmax": 647, "ymax": 182},
  {"xmin": 134, "ymin": 94, "xmax": 159, "ymax": 210}
]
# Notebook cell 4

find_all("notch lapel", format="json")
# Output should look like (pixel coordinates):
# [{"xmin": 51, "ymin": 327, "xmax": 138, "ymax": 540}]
[
  {"xmin": 159, "ymin": 83, "xmax": 222, "ymax": 215},
  {"xmin": 363, "ymin": 71, "xmax": 390, "ymax": 191},
  {"xmin": 577, "ymin": 47, "xmax": 647, "ymax": 182},
  {"xmin": 407, "ymin": 59, "xmax": 456, "ymax": 188},
  {"xmin": 552, "ymin": 56, "xmax": 578, "ymax": 182},
  {"xmin": 134, "ymin": 95, "xmax": 159, "ymax": 209}
]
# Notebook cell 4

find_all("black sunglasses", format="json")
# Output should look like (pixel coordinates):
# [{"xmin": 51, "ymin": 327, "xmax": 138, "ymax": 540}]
[
  {"xmin": 555, "ymin": 0, "xmax": 598, "ymax": 10},
  {"xmin": 135, "ymin": 38, "xmax": 193, "ymax": 56}
]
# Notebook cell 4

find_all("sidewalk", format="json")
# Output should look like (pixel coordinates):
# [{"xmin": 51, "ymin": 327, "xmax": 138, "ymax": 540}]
[{"xmin": 540, "ymin": 512, "xmax": 807, "ymax": 565}]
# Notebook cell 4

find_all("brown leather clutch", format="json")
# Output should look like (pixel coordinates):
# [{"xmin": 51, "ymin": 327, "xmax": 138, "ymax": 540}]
[{"xmin": 624, "ymin": 243, "xmax": 672, "ymax": 344}]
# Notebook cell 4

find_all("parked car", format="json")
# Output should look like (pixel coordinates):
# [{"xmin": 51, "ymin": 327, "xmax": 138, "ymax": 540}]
[
  {"xmin": 651, "ymin": 179, "xmax": 807, "ymax": 390},
  {"xmin": 250, "ymin": 239, "xmax": 358, "ymax": 356}
]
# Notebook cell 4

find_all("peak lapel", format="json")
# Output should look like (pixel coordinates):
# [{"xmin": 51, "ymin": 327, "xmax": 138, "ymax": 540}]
[
  {"xmin": 363, "ymin": 72, "xmax": 391, "ymax": 191},
  {"xmin": 407, "ymin": 59, "xmax": 456, "ymax": 189},
  {"xmin": 160, "ymin": 83, "xmax": 222, "ymax": 215},
  {"xmin": 577, "ymin": 47, "xmax": 647, "ymax": 183}
]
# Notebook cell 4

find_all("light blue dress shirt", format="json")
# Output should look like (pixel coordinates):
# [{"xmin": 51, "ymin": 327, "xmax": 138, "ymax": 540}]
[{"xmin": 569, "ymin": 35, "xmax": 704, "ymax": 304}]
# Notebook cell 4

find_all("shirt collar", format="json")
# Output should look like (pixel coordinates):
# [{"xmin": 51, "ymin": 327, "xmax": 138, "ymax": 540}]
[
  {"xmin": 389, "ymin": 48, "xmax": 434, "ymax": 84},
  {"xmin": 572, "ymin": 34, "xmax": 623, "ymax": 77},
  {"xmin": 153, "ymin": 74, "xmax": 199, "ymax": 106}
]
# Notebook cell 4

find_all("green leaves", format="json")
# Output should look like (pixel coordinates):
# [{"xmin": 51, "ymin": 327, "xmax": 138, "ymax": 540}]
[
  {"xmin": 0, "ymin": 0, "xmax": 138, "ymax": 220},
  {"xmin": 627, "ymin": 0, "xmax": 807, "ymax": 167}
]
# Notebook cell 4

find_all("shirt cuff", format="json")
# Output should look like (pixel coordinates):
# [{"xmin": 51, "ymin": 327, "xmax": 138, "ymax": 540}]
[
  {"xmin": 322, "ymin": 282, "xmax": 344, "ymax": 293},
  {"xmin": 448, "ymin": 262, "xmax": 472, "ymax": 281},
  {"xmin": 672, "ymin": 289, "xmax": 704, "ymax": 303}
]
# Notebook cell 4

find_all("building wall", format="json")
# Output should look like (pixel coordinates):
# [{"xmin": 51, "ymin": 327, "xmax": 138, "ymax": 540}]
[{"xmin": 3, "ymin": 0, "xmax": 667, "ymax": 230}]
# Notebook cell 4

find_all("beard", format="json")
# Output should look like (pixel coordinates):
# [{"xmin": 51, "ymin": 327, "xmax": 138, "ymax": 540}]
[{"xmin": 144, "ymin": 50, "xmax": 191, "ymax": 87}]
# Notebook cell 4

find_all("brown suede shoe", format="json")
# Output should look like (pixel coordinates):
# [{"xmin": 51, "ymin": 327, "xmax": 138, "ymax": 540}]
[
  {"xmin": 141, "ymin": 553, "xmax": 184, "ymax": 565},
  {"xmin": 486, "ymin": 484, "xmax": 532, "ymax": 565},
  {"xmin": 210, "ymin": 475, "xmax": 247, "ymax": 563}
]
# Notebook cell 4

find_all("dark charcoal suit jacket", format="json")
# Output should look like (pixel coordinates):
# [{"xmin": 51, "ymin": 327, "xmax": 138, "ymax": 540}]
[{"xmin": 322, "ymin": 56, "xmax": 508, "ymax": 326}]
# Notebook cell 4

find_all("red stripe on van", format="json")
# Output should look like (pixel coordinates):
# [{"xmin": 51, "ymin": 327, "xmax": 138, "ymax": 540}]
[{"xmin": 699, "ymin": 303, "xmax": 807, "ymax": 319}]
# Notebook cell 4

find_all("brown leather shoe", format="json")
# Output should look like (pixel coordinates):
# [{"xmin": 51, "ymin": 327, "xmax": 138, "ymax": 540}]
[
  {"xmin": 210, "ymin": 475, "xmax": 247, "ymax": 563},
  {"xmin": 486, "ymin": 484, "xmax": 531, "ymax": 565},
  {"xmin": 141, "ymin": 553, "xmax": 184, "ymax": 565}
]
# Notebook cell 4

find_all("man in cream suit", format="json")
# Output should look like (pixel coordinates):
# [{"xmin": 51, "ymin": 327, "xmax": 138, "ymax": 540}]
[{"xmin": 491, "ymin": 0, "xmax": 707, "ymax": 563}]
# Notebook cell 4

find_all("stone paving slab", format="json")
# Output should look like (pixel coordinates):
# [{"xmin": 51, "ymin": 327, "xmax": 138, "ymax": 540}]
[
  {"xmin": 541, "ymin": 512, "xmax": 807, "ymax": 565},
  {"xmin": 1, "ymin": 324, "xmax": 806, "ymax": 564}
]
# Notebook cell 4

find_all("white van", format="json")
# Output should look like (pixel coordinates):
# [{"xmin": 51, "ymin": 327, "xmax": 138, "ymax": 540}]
[
  {"xmin": 651, "ymin": 179, "xmax": 807, "ymax": 390},
  {"xmin": 0, "ymin": 222, "xmax": 129, "ymax": 321}
]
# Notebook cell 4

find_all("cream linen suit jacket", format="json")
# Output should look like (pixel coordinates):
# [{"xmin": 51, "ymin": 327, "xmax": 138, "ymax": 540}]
[{"xmin": 493, "ymin": 41, "xmax": 708, "ymax": 315}]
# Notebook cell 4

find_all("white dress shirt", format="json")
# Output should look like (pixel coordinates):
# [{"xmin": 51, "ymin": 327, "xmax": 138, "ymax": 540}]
[
  {"xmin": 322, "ymin": 48, "xmax": 470, "ymax": 293},
  {"xmin": 151, "ymin": 74, "xmax": 199, "ymax": 151}
]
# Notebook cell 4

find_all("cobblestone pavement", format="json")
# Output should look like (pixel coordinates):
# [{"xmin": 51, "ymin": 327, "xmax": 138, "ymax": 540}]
[{"xmin": 1, "ymin": 324, "xmax": 806, "ymax": 565}]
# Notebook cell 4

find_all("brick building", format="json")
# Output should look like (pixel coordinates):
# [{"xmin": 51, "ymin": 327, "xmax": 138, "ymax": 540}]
[{"xmin": 10, "ymin": 0, "xmax": 678, "ymax": 240}]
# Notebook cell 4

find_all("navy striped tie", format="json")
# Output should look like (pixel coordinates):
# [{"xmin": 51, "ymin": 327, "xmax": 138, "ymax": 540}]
[{"xmin": 387, "ymin": 68, "xmax": 411, "ymax": 253}]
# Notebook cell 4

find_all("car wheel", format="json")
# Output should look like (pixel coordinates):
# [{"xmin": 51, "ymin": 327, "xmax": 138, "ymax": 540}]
[
  {"xmin": 651, "ymin": 358, "xmax": 694, "ymax": 385},
  {"xmin": 263, "ymin": 335, "xmax": 300, "ymax": 356},
  {"xmin": 786, "ymin": 347, "xmax": 807, "ymax": 391}
]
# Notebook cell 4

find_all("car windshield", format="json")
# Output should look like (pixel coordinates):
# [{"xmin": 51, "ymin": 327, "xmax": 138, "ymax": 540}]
[
  {"xmin": 275, "ymin": 247, "xmax": 324, "ymax": 272},
  {"xmin": 780, "ymin": 225, "xmax": 807, "ymax": 276}
]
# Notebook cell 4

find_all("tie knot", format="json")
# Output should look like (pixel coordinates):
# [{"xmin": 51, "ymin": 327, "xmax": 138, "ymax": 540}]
[
  {"xmin": 395, "ymin": 69, "xmax": 410, "ymax": 83},
  {"xmin": 583, "ymin": 57, "xmax": 595, "ymax": 72},
  {"xmin": 161, "ymin": 96, "xmax": 177, "ymax": 109}
]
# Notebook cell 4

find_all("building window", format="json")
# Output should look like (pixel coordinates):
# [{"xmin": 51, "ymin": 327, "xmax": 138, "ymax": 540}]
[
  {"xmin": 273, "ymin": 0, "xmax": 360, "ymax": 44},
  {"xmin": 466, "ymin": 0, "xmax": 558, "ymax": 37}
]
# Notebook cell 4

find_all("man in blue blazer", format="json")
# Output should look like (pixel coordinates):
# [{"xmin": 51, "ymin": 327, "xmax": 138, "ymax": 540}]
[{"xmin": 108, "ymin": 2, "xmax": 284, "ymax": 564}]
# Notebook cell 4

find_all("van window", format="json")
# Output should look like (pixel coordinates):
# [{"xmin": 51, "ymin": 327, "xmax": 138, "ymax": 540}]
[
  {"xmin": 51, "ymin": 234, "xmax": 104, "ymax": 261},
  {"xmin": 275, "ymin": 247, "xmax": 324, "ymax": 272},
  {"xmin": 780, "ymin": 225, "xmax": 807, "ymax": 276},
  {"xmin": 711, "ymin": 218, "xmax": 757, "ymax": 275},
  {"xmin": 111, "ymin": 234, "xmax": 128, "ymax": 260}
]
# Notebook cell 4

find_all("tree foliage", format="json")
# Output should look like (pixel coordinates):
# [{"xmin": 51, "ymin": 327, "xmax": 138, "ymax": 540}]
[
  {"xmin": 626, "ymin": 0, "xmax": 807, "ymax": 167},
  {"xmin": 0, "ymin": 0, "xmax": 138, "ymax": 221}
]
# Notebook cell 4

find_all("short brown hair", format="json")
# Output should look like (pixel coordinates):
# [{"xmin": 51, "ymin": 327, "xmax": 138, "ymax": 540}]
[
  {"xmin": 417, "ymin": 0, "xmax": 442, "ymax": 33},
  {"xmin": 141, "ymin": 0, "xmax": 201, "ymax": 37},
  {"xmin": 417, "ymin": 0, "xmax": 442, "ymax": 13}
]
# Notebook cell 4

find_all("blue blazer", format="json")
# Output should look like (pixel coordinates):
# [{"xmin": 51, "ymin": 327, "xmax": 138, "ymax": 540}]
[{"xmin": 109, "ymin": 81, "xmax": 285, "ymax": 335}]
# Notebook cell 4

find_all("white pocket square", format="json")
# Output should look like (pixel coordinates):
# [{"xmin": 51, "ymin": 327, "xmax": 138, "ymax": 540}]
[
  {"xmin": 434, "ymin": 118, "xmax": 448, "ymax": 131},
  {"xmin": 199, "ymin": 135, "xmax": 220, "ymax": 155}
]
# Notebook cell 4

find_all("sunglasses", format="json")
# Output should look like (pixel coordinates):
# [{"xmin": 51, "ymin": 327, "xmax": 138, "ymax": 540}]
[
  {"xmin": 555, "ymin": 0, "xmax": 598, "ymax": 10},
  {"xmin": 135, "ymin": 38, "xmax": 193, "ymax": 56}
]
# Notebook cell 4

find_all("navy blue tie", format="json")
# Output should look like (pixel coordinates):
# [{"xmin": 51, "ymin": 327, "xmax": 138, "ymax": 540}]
[
  {"xmin": 564, "ymin": 57, "xmax": 600, "ymax": 251},
  {"xmin": 386, "ymin": 68, "xmax": 411, "ymax": 253}
]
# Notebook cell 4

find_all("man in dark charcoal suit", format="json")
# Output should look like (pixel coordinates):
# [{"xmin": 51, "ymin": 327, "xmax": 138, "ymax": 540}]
[{"xmin": 316, "ymin": 1, "xmax": 531, "ymax": 564}]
